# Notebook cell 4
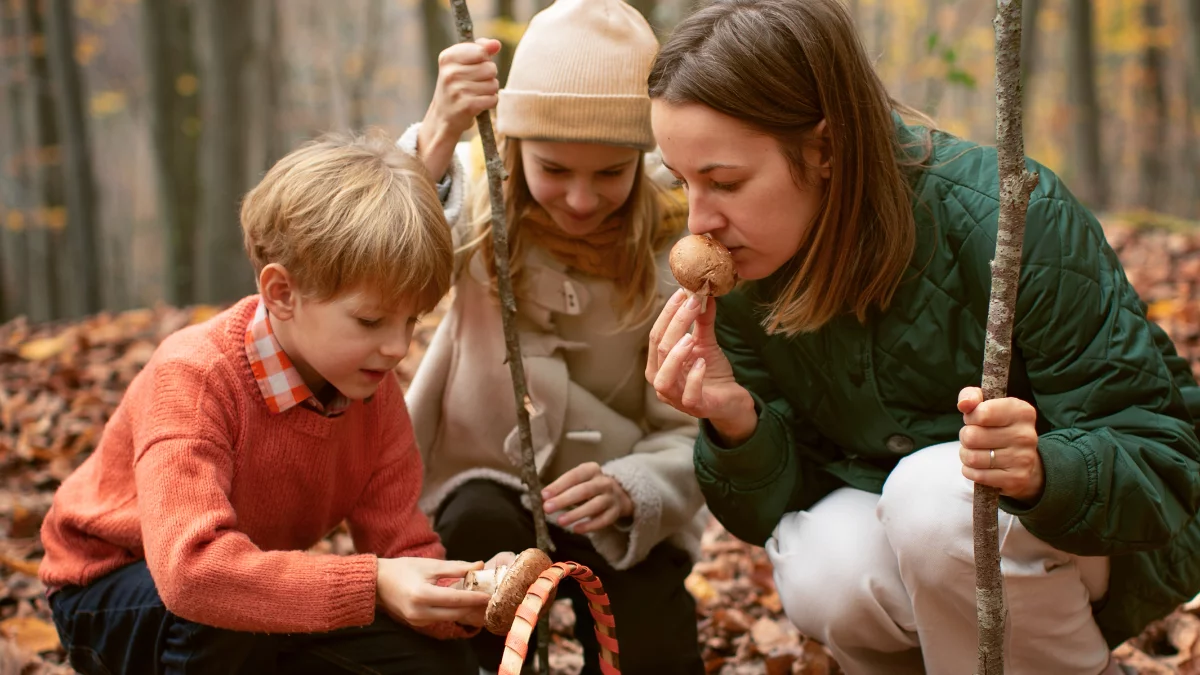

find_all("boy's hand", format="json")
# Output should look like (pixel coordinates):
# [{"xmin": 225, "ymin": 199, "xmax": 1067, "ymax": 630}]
[
  {"xmin": 956, "ymin": 386, "xmax": 1045, "ymax": 504},
  {"xmin": 376, "ymin": 557, "xmax": 489, "ymax": 627},
  {"xmin": 542, "ymin": 462, "xmax": 633, "ymax": 534},
  {"xmin": 418, "ymin": 38, "xmax": 502, "ymax": 181}
]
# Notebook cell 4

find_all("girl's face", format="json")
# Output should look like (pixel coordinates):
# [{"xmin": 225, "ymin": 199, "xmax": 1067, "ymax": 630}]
[
  {"xmin": 651, "ymin": 100, "xmax": 830, "ymax": 281},
  {"xmin": 520, "ymin": 140, "xmax": 641, "ymax": 237}
]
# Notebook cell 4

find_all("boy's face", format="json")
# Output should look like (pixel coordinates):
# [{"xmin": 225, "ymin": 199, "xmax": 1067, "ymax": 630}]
[{"xmin": 261, "ymin": 266, "xmax": 418, "ymax": 401}]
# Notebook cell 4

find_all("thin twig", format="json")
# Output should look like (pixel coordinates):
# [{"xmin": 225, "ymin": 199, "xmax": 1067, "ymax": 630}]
[
  {"xmin": 447, "ymin": 3, "xmax": 553, "ymax": 673},
  {"xmin": 975, "ymin": 1, "xmax": 1039, "ymax": 672}
]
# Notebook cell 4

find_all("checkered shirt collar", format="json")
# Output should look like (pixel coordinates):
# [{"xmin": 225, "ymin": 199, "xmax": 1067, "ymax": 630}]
[{"xmin": 244, "ymin": 300, "xmax": 352, "ymax": 416}]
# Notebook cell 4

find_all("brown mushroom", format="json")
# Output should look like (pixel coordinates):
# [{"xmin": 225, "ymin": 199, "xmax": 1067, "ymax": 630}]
[
  {"xmin": 669, "ymin": 234, "xmax": 737, "ymax": 298},
  {"xmin": 451, "ymin": 548, "xmax": 554, "ymax": 635}
]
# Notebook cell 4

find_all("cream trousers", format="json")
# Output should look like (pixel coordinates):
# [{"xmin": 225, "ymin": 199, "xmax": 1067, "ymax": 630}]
[{"xmin": 766, "ymin": 442, "xmax": 1113, "ymax": 675}]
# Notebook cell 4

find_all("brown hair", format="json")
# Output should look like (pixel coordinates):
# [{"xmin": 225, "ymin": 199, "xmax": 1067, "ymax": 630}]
[
  {"xmin": 241, "ymin": 129, "xmax": 453, "ymax": 315},
  {"xmin": 461, "ymin": 136, "xmax": 686, "ymax": 330},
  {"xmin": 648, "ymin": 0, "xmax": 931, "ymax": 335}
]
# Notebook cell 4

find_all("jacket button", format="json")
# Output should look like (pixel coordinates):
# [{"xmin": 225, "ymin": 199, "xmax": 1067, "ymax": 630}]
[{"xmin": 885, "ymin": 434, "xmax": 914, "ymax": 454}]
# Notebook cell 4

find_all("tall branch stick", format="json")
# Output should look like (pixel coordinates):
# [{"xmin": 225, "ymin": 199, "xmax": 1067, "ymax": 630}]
[
  {"xmin": 976, "ymin": 1, "xmax": 1039, "ymax": 673},
  {"xmin": 448, "ymin": 2, "xmax": 553, "ymax": 672}
]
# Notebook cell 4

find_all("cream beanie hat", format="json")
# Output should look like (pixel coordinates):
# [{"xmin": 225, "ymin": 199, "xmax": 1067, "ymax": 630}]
[{"xmin": 497, "ymin": 0, "xmax": 658, "ymax": 151}]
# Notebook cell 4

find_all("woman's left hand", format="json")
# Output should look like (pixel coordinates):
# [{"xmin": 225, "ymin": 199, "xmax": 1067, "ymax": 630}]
[
  {"xmin": 541, "ymin": 462, "xmax": 634, "ymax": 534},
  {"xmin": 957, "ymin": 387, "xmax": 1045, "ymax": 504}
]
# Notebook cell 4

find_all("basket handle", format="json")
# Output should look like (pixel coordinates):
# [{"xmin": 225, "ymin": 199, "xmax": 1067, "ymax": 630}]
[{"xmin": 498, "ymin": 561, "xmax": 621, "ymax": 675}]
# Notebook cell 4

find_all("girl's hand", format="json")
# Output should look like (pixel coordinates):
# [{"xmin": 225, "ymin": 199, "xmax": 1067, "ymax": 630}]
[
  {"xmin": 375, "ymin": 557, "xmax": 489, "ymax": 627},
  {"xmin": 957, "ymin": 387, "xmax": 1045, "ymax": 504},
  {"xmin": 541, "ymin": 462, "xmax": 632, "ymax": 534},
  {"xmin": 417, "ymin": 38, "xmax": 502, "ymax": 180},
  {"xmin": 646, "ymin": 289, "xmax": 757, "ymax": 445}
]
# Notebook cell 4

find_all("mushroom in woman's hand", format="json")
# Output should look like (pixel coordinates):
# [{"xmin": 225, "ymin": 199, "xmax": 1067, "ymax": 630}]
[
  {"xmin": 669, "ymin": 234, "xmax": 737, "ymax": 300},
  {"xmin": 450, "ymin": 548, "xmax": 553, "ymax": 634}
]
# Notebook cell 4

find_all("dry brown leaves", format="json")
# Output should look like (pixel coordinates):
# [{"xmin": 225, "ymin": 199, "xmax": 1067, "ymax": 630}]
[{"xmin": 0, "ymin": 221, "xmax": 1198, "ymax": 673}]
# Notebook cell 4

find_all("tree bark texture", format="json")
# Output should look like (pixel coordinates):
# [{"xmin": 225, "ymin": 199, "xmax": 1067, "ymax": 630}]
[
  {"xmin": 450, "ymin": 2, "xmax": 552, "ymax": 673},
  {"xmin": 193, "ymin": 0, "xmax": 257, "ymax": 303},
  {"xmin": 141, "ymin": 0, "xmax": 200, "ymax": 306},
  {"xmin": 0, "ymin": 0, "xmax": 30, "ymax": 320},
  {"xmin": 1065, "ymin": 0, "xmax": 1106, "ymax": 210},
  {"xmin": 420, "ymin": 0, "xmax": 451, "ymax": 102},
  {"xmin": 977, "ymin": 1, "xmax": 1039, "ymax": 673},
  {"xmin": 46, "ymin": 0, "xmax": 101, "ymax": 316},
  {"xmin": 1138, "ymin": 0, "xmax": 1167, "ymax": 210},
  {"xmin": 24, "ymin": 0, "xmax": 64, "ymax": 323}
]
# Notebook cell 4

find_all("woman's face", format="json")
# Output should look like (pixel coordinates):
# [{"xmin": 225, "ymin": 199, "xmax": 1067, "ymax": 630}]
[
  {"xmin": 520, "ymin": 140, "xmax": 641, "ymax": 237},
  {"xmin": 651, "ymin": 100, "xmax": 830, "ymax": 281}
]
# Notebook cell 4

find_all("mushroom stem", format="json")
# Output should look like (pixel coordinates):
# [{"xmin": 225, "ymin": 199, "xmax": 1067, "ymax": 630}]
[{"xmin": 450, "ymin": 565, "xmax": 510, "ymax": 594}]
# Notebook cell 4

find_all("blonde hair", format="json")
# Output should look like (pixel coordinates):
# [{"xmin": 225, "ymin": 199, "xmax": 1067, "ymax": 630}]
[
  {"xmin": 241, "ymin": 129, "xmax": 453, "ymax": 314},
  {"xmin": 461, "ymin": 136, "xmax": 686, "ymax": 330},
  {"xmin": 649, "ymin": 0, "xmax": 933, "ymax": 335}
]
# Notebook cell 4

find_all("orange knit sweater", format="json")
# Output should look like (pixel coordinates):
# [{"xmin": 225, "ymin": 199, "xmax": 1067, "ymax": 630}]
[{"xmin": 39, "ymin": 296, "xmax": 469, "ymax": 638}]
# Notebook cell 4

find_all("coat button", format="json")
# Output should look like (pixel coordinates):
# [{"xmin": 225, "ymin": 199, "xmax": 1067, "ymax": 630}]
[{"xmin": 885, "ymin": 434, "xmax": 914, "ymax": 455}]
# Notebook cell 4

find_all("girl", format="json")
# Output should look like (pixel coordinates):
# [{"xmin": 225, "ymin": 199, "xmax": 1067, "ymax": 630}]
[
  {"xmin": 400, "ymin": 0, "xmax": 707, "ymax": 672},
  {"xmin": 645, "ymin": 1, "xmax": 1200, "ymax": 674}
]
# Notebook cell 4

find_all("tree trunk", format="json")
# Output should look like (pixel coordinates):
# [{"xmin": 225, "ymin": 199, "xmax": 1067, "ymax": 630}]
[
  {"xmin": 1020, "ymin": 0, "xmax": 1039, "ymax": 120},
  {"xmin": 421, "ymin": 0, "xmax": 451, "ymax": 102},
  {"xmin": 141, "ymin": 0, "xmax": 200, "ymax": 306},
  {"xmin": 0, "ymin": 0, "xmax": 30, "ymax": 320},
  {"xmin": 245, "ymin": 0, "xmax": 283, "ymax": 176},
  {"xmin": 1065, "ymin": 0, "xmax": 1106, "ymax": 210},
  {"xmin": 347, "ymin": 0, "xmax": 384, "ymax": 133},
  {"xmin": 1138, "ymin": 0, "xmax": 1168, "ymax": 210},
  {"xmin": 495, "ymin": 0, "xmax": 515, "ymax": 86},
  {"xmin": 24, "ymin": 0, "xmax": 64, "ymax": 323},
  {"xmin": 144, "ymin": 0, "xmax": 202, "ymax": 302},
  {"xmin": 46, "ymin": 0, "xmax": 100, "ymax": 316},
  {"xmin": 1181, "ymin": 0, "xmax": 1200, "ymax": 217},
  {"xmin": 193, "ymin": 0, "xmax": 257, "ymax": 303}
]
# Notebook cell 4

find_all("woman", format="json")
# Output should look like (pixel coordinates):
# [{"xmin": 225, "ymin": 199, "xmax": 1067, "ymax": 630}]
[{"xmin": 645, "ymin": 1, "xmax": 1200, "ymax": 673}]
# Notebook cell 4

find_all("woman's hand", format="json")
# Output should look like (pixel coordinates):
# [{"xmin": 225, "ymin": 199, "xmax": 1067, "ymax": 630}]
[
  {"xmin": 541, "ymin": 462, "xmax": 633, "ymax": 534},
  {"xmin": 417, "ymin": 38, "xmax": 502, "ymax": 181},
  {"xmin": 646, "ymin": 289, "xmax": 757, "ymax": 445},
  {"xmin": 957, "ymin": 387, "xmax": 1045, "ymax": 504}
]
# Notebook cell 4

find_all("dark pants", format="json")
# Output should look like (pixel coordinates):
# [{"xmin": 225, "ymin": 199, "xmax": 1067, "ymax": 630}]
[
  {"xmin": 48, "ymin": 560, "xmax": 476, "ymax": 675},
  {"xmin": 434, "ymin": 479, "xmax": 703, "ymax": 675}
]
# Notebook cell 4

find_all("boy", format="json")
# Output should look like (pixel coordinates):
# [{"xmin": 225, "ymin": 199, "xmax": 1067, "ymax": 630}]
[{"xmin": 39, "ymin": 131, "xmax": 497, "ymax": 674}]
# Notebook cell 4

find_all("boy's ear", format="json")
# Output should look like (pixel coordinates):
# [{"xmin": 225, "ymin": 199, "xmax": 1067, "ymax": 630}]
[{"xmin": 259, "ymin": 263, "xmax": 298, "ymax": 320}]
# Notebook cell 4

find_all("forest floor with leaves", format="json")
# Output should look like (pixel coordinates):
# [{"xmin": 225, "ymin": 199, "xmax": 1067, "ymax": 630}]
[{"xmin": 1, "ymin": 216, "xmax": 1199, "ymax": 675}]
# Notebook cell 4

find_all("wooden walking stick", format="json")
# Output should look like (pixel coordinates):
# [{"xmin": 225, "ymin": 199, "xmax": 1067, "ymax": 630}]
[
  {"xmin": 975, "ymin": 1, "xmax": 1039, "ymax": 672},
  {"xmin": 446, "ymin": 2, "xmax": 554, "ymax": 672}
]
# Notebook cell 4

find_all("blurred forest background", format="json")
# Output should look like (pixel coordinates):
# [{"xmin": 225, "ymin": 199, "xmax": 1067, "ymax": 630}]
[{"xmin": 0, "ymin": 0, "xmax": 1195, "ymax": 323}]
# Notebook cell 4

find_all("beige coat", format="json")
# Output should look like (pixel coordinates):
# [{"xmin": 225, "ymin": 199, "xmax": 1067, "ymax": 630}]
[{"xmin": 399, "ymin": 124, "xmax": 706, "ymax": 570}]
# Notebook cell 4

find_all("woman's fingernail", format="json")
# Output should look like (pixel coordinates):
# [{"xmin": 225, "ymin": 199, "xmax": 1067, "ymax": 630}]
[
  {"xmin": 679, "ymin": 334, "xmax": 693, "ymax": 347},
  {"xmin": 693, "ymin": 358, "xmax": 705, "ymax": 371},
  {"xmin": 671, "ymin": 289, "xmax": 685, "ymax": 303},
  {"xmin": 686, "ymin": 295, "xmax": 700, "ymax": 310},
  {"xmin": 544, "ymin": 501, "xmax": 555, "ymax": 512}
]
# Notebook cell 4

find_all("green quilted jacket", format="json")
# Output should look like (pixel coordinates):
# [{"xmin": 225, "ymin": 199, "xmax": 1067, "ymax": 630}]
[{"xmin": 696, "ymin": 120, "xmax": 1200, "ymax": 647}]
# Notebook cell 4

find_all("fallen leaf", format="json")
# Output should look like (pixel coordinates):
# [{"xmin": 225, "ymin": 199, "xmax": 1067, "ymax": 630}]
[
  {"xmin": 16, "ymin": 337, "xmax": 66, "ymax": 362},
  {"xmin": 0, "ymin": 554, "xmax": 40, "ymax": 577},
  {"xmin": 0, "ymin": 617, "xmax": 60, "ymax": 654},
  {"xmin": 750, "ymin": 617, "xmax": 788, "ymax": 651}
]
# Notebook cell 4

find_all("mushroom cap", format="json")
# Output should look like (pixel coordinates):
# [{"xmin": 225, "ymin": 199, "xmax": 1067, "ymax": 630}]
[
  {"xmin": 669, "ymin": 234, "xmax": 737, "ymax": 297},
  {"xmin": 484, "ymin": 547, "xmax": 553, "ymax": 635}
]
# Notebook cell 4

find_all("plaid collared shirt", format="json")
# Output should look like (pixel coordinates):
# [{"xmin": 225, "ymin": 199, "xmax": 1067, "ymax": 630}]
[{"xmin": 244, "ymin": 300, "xmax": 352, "ymax": 416}]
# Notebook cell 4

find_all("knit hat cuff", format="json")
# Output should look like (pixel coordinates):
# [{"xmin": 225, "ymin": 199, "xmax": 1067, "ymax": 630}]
[{"xmin": 497, "ymin": 90, "xmax": 655, "ymax": 151}]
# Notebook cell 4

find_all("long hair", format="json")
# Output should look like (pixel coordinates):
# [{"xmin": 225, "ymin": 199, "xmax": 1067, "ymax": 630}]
[
  {"xmin": 648, "ymin": 0, "xmax": 932, "ymax": 335},
  {"xmin": 459, "ymin": 136, "xmax": 686, "ymax": 330}
]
